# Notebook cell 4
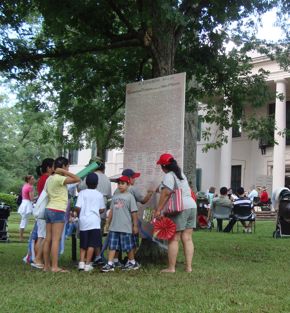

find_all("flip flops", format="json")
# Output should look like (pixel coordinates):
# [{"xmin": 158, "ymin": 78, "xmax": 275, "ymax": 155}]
[
  {"xmin": 51, "ymin": 268, "xmax": 69, "ymax": 273},
  {"xmin": 31, "ymin": 262, "xmax": 44, "ymax": 269}
]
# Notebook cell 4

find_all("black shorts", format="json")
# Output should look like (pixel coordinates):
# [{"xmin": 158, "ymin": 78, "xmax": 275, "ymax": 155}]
[{"xmin": 79, "ymin": 229, "xmax": 102, "ymax": 249}]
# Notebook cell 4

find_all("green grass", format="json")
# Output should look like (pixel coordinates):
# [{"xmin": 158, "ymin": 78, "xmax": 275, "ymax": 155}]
[{"xmin": 1, "ymin": 214, "xmax": 290, "ymax": 313}]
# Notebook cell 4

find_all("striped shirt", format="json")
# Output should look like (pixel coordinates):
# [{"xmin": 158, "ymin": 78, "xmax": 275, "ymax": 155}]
[{"xmin": 233, "ymin": 197, "xmax": 253, "ymax": 217}]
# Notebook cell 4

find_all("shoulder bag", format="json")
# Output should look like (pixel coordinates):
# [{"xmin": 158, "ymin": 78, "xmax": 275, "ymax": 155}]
[
  {"xmin": 163, "ymin": 174, "xmax": 184, "ymax": 216},
  {"xmin": 33, "ymin": 177, "xmax": 51, "ymax": 219}
]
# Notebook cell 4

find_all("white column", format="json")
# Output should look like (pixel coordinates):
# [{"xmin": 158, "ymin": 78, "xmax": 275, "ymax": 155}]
[
  {"xmin": 220, "ymin": 127, "xmax": 232, "ymax": 188},
  {"xmin": 272, "ymin": 79, "xmax": 287, "ymax": 191}
]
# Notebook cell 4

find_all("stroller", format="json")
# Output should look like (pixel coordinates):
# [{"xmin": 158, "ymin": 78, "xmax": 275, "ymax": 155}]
[
  {"xmin": 196, "ymin": 192, "xmax": 211, "ymax": 230},
  {"xmin": 273, "ymin": 189, "xmax": 290, "ymax": 238},
  {"xmin": 0, "ymin": 202, "xmax": 11, "ymax": 242}
]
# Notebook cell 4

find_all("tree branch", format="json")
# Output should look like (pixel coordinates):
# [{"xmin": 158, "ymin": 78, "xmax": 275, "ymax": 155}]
[
  {"xmin": 175, "ymin": 0, "xmax": 210, "ymax": 44},
  {"xmin": 0, "ymin": 39, "xmax": 142, "ymax": 70},
  {"xmin": 107, "ymin": 0, "xmax": 137, "ymax": 35},
  {"xmin": 137, "ymin": 56, "xmax": 150, "ymax": 80},
  {"xmin": 20, "ymin": 125, "xmax": 33, "ymax": 144}
]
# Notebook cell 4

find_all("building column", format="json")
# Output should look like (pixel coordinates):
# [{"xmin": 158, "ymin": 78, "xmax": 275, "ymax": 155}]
[
  {"xmin": 220, "ymin": 127, "xmax": 232, "ymax": 188},
  {"xmin": 272, "ymin": 79, "xmax": 287, "ymax": 191}
]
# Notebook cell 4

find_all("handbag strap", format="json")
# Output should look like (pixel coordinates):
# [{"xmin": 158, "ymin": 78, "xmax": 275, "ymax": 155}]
[
  {"xmin": 43, "ymin": 176, "xmax": 51, "ymax": 193},
  {"xmin": 171, "ymin": 172, "xmax": 179, "ymax": 191}
]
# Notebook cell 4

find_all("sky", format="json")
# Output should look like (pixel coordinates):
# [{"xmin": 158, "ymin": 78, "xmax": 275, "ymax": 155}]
[{"xmin": 256, "ymin": 9, "xmax": 284, "ymax": 41}]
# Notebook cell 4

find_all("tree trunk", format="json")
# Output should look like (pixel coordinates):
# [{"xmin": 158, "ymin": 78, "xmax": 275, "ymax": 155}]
[{"xmin": 184, "ymin": 110, "xmax": 198, "ymax": 192}]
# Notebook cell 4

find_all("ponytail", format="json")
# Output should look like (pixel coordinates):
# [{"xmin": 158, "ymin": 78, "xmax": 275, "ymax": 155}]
[
  {"xmin": 36, "ymin": 158, "xmax": 54, "ymax": 176},
  {"xmin": 162, "ymin": 159, "xmax": 183, "ymax": 180},
  {"xmin": 24, "ymin": 175, "xmax": 33, "ymax": 183}
]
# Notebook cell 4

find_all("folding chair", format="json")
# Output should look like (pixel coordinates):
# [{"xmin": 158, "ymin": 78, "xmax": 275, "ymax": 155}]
[
  {"xmin": 233, "ymin": 204, "xmax": 256, "ymax": 233},
  {"xmin": 212, "ymin": 206, "xmax": 232, "ymax": 232}
]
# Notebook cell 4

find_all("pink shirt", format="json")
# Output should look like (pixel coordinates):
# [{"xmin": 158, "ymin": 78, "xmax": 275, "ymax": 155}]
[{"xmin": 22, "ymin": 183, "xmax": 34, "ymax": 200}]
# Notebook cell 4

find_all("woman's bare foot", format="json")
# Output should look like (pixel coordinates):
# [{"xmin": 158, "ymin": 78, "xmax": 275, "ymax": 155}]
[
  {"xmin": 185, "ymin": 268, "xmax": 192, "ymax": 273},
  {"xmin": 160, "ymin": 268, "xmax": 175, "ymax": 273},
  {"xmin": 51, "ymin": 268, "xmax": 69, "ymax": 273}
]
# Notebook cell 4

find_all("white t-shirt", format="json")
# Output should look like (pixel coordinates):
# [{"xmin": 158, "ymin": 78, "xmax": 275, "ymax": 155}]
[
  {"xmin": 76, "ymin": 189, "xmax": 106, "ymax": 231},
  {"xmin": 161, "ymin": 172, "xmax": 197, "ymax": 210}
]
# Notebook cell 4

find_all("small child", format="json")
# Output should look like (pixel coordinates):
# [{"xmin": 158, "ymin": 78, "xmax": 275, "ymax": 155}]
[
  {"xmin": 65, "ymin": 211, "xmax": 79, "ymax": 239},
  {"xmin": 75, "ymin": 173, "xmax": 105, "ymax": 272},
  {"xmin": 101, "ymin": 175, "xmax": 139, "ymax": 272}
]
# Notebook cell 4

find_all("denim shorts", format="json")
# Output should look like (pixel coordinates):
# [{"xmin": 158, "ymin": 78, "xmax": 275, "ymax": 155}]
[{"xmin": 44, "ymin": 208, "xmax": 66, "ymax": 224}]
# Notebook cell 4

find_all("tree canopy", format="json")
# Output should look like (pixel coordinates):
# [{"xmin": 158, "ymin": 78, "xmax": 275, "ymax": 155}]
[
  {"xmin": 0, "ymin": 0, "xmax": 289, "ymax": 171},
  {"xmin": 0, "ymin": 100, "xmax": 57, "ymax": 193}
]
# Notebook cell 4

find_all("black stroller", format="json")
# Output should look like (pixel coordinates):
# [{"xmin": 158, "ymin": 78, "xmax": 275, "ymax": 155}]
[
  {"xmin": 273, "ymin": 189, "xmax": 290, "ymax": 238},
  {"xmin": 0, "ymin": 203, "xmax": 11, "ymax": 242}
]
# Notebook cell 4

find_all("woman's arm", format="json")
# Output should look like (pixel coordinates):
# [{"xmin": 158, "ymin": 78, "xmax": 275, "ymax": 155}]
[
  {"xmin": 140, "ymin": 190, "xmax": 154, "ymax": 204},
  {"xmin": 154, "ymin": 187, "xmax": 171, "ymax": 218},
  {"xmin": 54, "ymin": 168, "xmax": 81, "ymax": 185},
  {"xmin": 28, "ymin": 189, "xmax": 34, "ymax": 201}
]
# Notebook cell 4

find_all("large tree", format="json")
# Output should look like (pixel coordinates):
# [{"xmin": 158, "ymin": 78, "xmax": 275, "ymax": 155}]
[{"xmin": 0, "ymin": 0, "xmax": 288, "ymax": 262}]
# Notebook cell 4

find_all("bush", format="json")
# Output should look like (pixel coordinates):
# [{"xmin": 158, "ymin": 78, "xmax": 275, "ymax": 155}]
[{"xmin": 0, "ymin": 193, "xmax": 18, "ymax": 211}]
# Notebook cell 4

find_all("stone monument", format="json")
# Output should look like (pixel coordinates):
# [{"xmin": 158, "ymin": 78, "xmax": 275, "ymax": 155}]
[{"xmin": 124, "ymin": 72, "xmax": 186, "ymax": 194}]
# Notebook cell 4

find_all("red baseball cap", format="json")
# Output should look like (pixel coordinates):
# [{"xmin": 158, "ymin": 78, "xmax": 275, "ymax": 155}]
[
  {"xmin": 116, "ymin": 176, "xmax": 131, "ymax": 184},
  {"xmin": 156, "ymin": 153, "xmax": 174, "ymax": 165}
]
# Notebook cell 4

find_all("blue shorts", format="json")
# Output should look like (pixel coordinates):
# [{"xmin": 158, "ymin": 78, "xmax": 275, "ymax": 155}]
[
  {"xmin": 80, "ymin": 229, "xmax": 102, "ymax": 249},
  {"xmin": 44, "ymin": 209, "xmax": 65, "ymax": 224},
  {"xmin": 108, "ymin": 231, "xmax": 135, "ymax": 252}
]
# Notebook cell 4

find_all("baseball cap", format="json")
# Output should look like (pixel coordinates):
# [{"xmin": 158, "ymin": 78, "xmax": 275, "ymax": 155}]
[
  {"xmin": 156, "ymin": 153, "xmax": 174, "ymax": 165},
  {"xmin": 86, "ymin": 173, "xmax": 98, "ymax": 185},
  {"xmin": 122, "ymin": 169, "xmax": 140, "ymax": 178},
  {"xmin": 116, "ymin": 176, "xmax": 131, "ymax": 184}
]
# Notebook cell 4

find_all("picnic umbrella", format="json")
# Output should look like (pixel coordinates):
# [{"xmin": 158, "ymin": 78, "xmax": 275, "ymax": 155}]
[{"xmin": 153, "ymin": 217, "xmax": 176, "ymax": 240}]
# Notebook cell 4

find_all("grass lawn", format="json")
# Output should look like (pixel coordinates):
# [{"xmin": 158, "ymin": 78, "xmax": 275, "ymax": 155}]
[{"xmin": 1, "ymin": 213, "xmax": 290, "ymax": 313}]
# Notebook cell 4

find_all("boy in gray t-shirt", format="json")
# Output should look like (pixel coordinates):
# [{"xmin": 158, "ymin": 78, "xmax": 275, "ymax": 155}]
[{"xmin": 101, "ymin": 176, "xmax": 139, "ymax": 272}]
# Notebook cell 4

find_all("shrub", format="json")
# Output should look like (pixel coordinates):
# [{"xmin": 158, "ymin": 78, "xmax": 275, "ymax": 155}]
[{"xmin": 0, "ymin": 193, "xmax": 18, "ymax": 211}]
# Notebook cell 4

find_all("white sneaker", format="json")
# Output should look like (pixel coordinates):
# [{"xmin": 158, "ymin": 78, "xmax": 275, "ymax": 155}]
[
  {"xmin": 78, "ymin": 261, "xmax": 85, "ymax": 271},
  {"xmin": 248, "ymin": 228, "xmax": 252, "ymax": 233},
  {"xmin": 84, "ymin": 264, "xmax": 94, "ymax": 272}
]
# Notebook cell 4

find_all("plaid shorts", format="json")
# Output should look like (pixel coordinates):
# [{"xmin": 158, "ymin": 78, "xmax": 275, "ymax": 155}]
[{"xmin": 108, "ymin": 231, "xmax": 135, "ymax": 252}]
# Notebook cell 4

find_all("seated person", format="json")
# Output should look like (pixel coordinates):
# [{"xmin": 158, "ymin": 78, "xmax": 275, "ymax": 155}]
[
  {"xmin": 211, "ymin": 187, "xmax": 233, "ymax": 232},
  {"xmin": 260, "ymin": 187, "xmax": 269, "ymax": 204},
  {"xmin": 223, "ymin": 187, "xmax": 255, "ymax": 233}
]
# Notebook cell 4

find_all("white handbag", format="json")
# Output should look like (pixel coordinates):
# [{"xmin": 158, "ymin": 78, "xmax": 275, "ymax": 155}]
[{"xmin": 33, "ymin": 177, "xmax": 50, "ymax": 219}]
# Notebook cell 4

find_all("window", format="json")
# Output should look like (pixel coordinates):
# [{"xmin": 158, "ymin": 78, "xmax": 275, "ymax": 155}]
[
  {"xmin": 197, "ymin": 116, "xmax": 202, "ymax": 141},
  {"xmin": 231, "ymin": 165, "xmax": 241, "ymax": 193},
  {"xmin": 196, "ymin": 168, "xmax": 202, "ymax": 191},
  {"xmin": 269, "ymin": 101, "xmax": 290, "ymax": 145},
  {"xmin": 232, "ymin": 123, "xmax": 241, "ymax": 138},
  {"xmin": 68, "ymin": 150, "xmax": 78, "ymax": 165}
]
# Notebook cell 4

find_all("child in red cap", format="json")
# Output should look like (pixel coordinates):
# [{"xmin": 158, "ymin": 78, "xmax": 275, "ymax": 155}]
[{"xmin": 101, "ymin": 176, "xmax": 139, "ymax": 272}]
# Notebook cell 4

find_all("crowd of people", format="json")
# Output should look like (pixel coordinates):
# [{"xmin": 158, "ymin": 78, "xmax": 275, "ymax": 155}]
[
  {"xmin": 204, "ymin": 185, "xmax": 269, "ymax": 233},
  {"xmin": 18, "ymin": 153, "xmax": 270, "ymax": 273}
]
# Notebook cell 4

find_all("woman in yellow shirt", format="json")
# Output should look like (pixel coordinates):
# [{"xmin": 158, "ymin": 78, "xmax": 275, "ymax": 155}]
[{"xmin": 42, "ymin": 157, "xmax": 80, "ymax": 272}]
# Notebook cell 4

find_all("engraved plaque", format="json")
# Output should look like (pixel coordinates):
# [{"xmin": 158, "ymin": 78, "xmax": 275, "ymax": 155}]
[{"xmin": 124, "ymin": 72, "xmax": 186, "ymax": 195}]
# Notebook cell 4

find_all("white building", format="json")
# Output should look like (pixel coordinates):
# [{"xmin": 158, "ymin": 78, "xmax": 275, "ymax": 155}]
[
  {"xmin": 197, "ymin": 54, "xmax": 290, "ymax": 194},
  {"xmin": 70, "ymin": 55, "xmax": 290, "ymax": 195}
]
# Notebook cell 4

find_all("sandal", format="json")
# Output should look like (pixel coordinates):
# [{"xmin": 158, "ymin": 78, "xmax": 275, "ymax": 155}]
[
  {"xmin": 51, "ymin": 268, "xmax": 69, "ymax": 273},
  {"xmin": 31, "ymin": 262, "xmax": 44, "ymax": 269}
]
